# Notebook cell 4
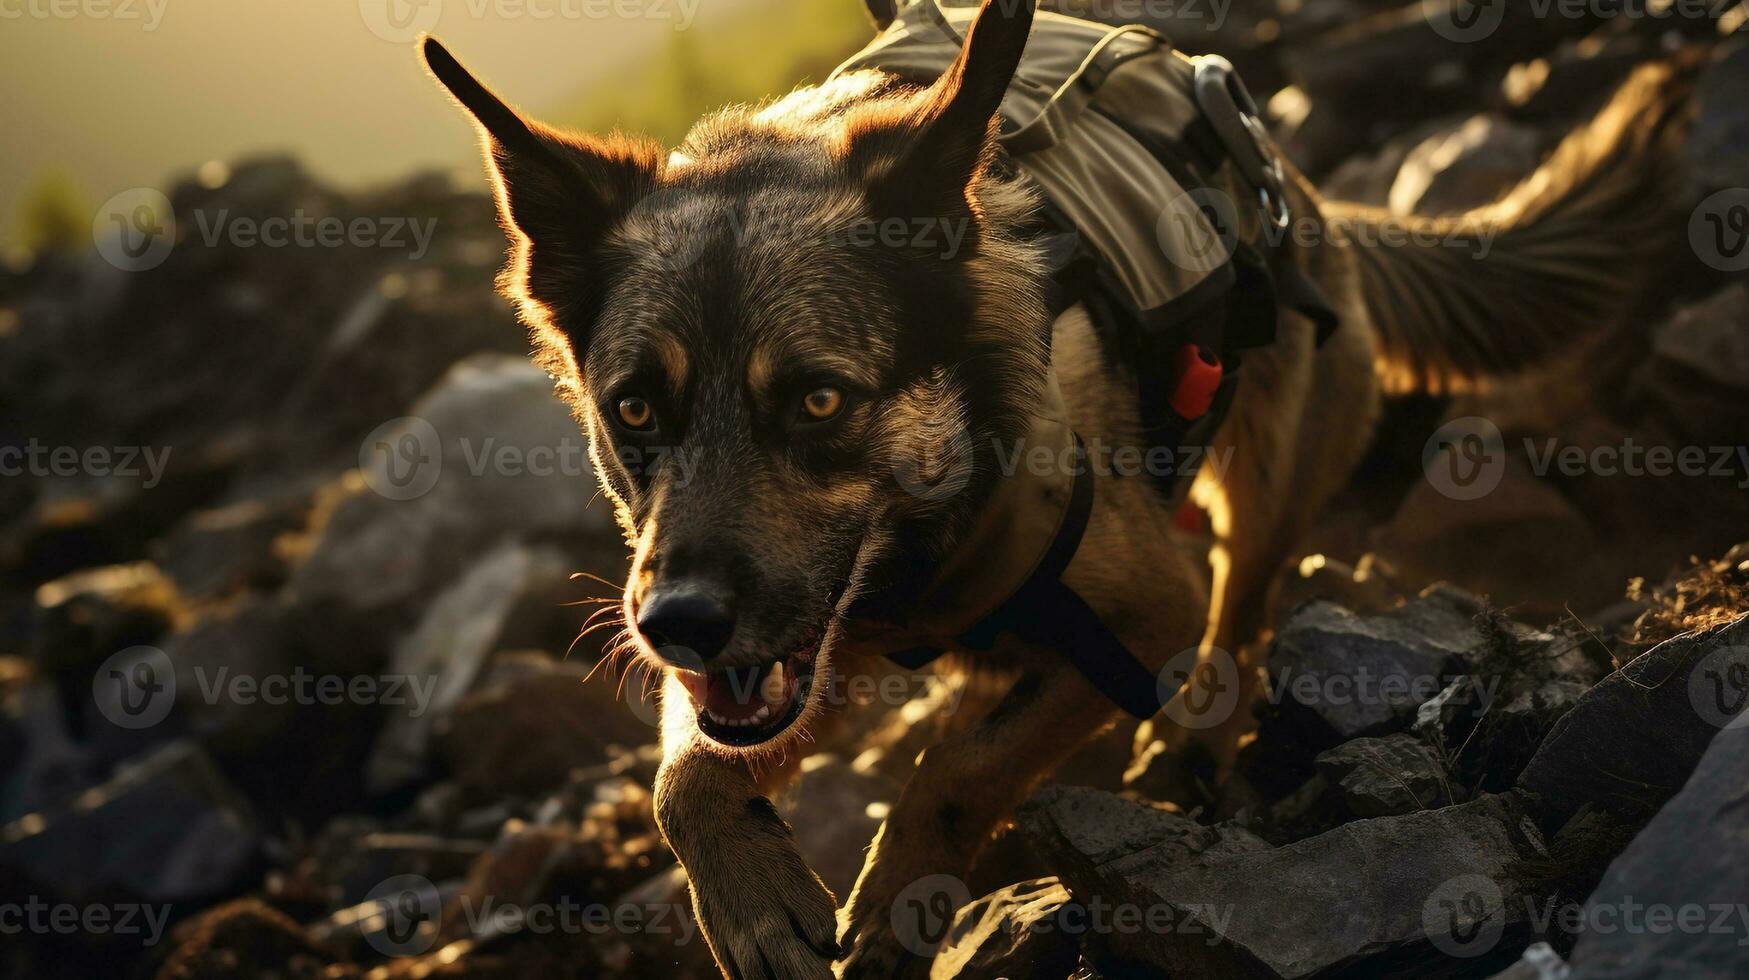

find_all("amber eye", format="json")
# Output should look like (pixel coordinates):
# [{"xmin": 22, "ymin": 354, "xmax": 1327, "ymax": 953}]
[
  {"xmin": 616, "ymin": 396, "xmax": 655, "ymax": 431},
  {"xmin": 801, "ymin": 386, "xmax": 844, "ymax": 421}
]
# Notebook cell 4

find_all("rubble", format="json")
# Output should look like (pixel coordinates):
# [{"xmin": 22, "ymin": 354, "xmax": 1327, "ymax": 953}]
[
  {"xmin": 1566, "ymin": 724, "xmax": 1749, "ymax": 979},
  {"xmin": 2, "ymin": 4, "xmax": 1745, "ymax": 977}
]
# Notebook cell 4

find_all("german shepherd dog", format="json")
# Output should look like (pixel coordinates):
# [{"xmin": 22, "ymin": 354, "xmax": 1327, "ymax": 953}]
[{"xmin": 420, "ymin": 1, "xmax": 1691, "ymax": 974}]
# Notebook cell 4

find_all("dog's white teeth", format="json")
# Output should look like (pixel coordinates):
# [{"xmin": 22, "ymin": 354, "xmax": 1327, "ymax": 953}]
[
  {"xmin": 762, "ymin": 661, "xmax": 787, "ymax": 705},
  {"xmin": 752, "ymin": 704, "xmax": 771, "ymax": 723}
]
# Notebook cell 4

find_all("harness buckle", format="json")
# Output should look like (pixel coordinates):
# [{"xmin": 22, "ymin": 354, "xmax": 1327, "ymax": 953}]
[{"xmin": 1192, "ymin": 55, "xmax": 1291, "ymax": 232}]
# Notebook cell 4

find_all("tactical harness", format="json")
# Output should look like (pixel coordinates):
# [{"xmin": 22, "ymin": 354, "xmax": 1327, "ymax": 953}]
[{"xmin": 836, "ymin": 1, "xmax": 1337, "ymax": 718}]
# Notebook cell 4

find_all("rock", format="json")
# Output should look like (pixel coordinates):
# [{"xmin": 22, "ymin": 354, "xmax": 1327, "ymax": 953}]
[
  {"xmin": 435, "ymin": 651, "xmax": 658, "ymax": 802},
  {"xmin": 1266, "ymin": 588, "xmax": 1486, "ymax": 744},
  {"xmin": 1017, "ymin": 785, "xmax": 1268, "ymax": 904},
  {"xmin": 0, "ymin": 740, "xmax": 259, "ymax": 905},
  {"xmin": 1491, "ymin": 942, "xmax": 1572, "ymax": 979},
  {"xmin": 1644, "ymin": 284, "xmax": 1749, "ymax": 414},
  {"xmin": 931, "ymin": 878, "xmax": 1080, "ymax": 980},
  {"xmin": 153, "ymin": 497, "xmax": 307, "ymax": 601},
  {"xmin": 365, "ymin": 541, "xmax": 581, "ymax": 794},
  {"xmin": 1414, "ymin": 675, "xmax": 1484, "ymax": 749},
  {"xmin": 157, "ymin": 898, "xmax": 338, "ymax": 980},
  {"xmin": 0, "ymin": 680, "xmax": 97, "ymax": 826},
  {"xmin": 286, "ymin": 354, "xmax": 619, "ymax": 619},
  {"xmin": 1388, "ymin": 114, "xmax": 1544, "ymax": 216},
  {"xmin": 1315, "ymin": 733, "xmax": 1453, "ymax": 818},
  {"xmin": 1023, "ymin": 786, "xmax": 1546, "ymax": 979},
  {"xmin": 1566, "ymin": 722, "xmax": 1749, "ymax": 979},
  {"xmin": 1688, "ymin": 43, "xmax": 1749, "ymax": 193},
  {"xmin": 1516, "ymin": 613, "xmax": 1749, "ymax": 832},
  {"xmin": 777, "ymin": 754, "xmax": 903, "ymax": 899},
  {"xmin": 29, "ymin": 561, "xmax": 184, "ymax": 693},
  {"xmin": 442, "ymin": 822, "xmax": 585, "ymax": 945}
]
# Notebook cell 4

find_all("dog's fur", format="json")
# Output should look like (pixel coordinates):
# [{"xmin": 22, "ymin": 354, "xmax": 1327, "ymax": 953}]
[{"xmin": 421, "ymin": 4, "xmax": 1694, "ymax": 975}]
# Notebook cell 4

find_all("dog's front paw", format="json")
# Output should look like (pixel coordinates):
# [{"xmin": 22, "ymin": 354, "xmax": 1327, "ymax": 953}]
[
  {"xmin": 837, "ymin": 887, "xmax": 956, "ymax": 980},
  {"xmin": 836, "ymin": 924, "xmax": 934, "ymax": 980},
  {"xmin": 691, "ymin": 851, "xmax": 840, "ymax": 980}
]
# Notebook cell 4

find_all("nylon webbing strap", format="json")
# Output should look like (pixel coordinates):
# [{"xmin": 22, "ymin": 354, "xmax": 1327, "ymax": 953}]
[{"xmin": 884, "ymin": 436, "xmax": 1164, "ymax": 719}]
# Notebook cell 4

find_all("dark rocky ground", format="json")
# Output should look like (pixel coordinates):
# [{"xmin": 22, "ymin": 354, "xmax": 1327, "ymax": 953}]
[{"xmin": 3, "ymin": 3, "xmax": 1747, "ymax": 978}]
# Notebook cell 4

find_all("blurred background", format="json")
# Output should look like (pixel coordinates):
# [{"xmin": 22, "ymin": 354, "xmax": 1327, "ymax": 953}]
[{"xmin": 1, "ymin": 1, "xmax": 1746, "ymax": 978}]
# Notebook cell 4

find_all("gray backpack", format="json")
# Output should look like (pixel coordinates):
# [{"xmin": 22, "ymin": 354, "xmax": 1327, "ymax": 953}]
[{"xmin": 836, "ymin": 0, "xmax": 1336, "ymax": 499}]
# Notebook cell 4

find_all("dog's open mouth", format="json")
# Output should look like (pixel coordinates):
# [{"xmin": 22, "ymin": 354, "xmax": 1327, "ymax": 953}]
[{"xmin": 674, "ymin": 635, "xmax": 820, "ymax": 747}]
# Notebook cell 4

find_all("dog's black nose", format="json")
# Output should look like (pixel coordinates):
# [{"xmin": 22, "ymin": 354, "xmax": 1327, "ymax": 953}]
[{"xmin": 637, "ymin": 583, "xmax": 736, "ymax": 665}]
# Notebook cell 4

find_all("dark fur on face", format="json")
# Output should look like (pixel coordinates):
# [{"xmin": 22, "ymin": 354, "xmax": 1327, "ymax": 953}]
[{"xmin": 421, "ymin": 3, "xmax": 1049, "ymax": 753}]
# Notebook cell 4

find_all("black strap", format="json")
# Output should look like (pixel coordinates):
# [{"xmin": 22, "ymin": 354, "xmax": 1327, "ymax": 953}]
[{"xmin": 884, "ymin": 436, "xmax": 1164, "ymax": 719}]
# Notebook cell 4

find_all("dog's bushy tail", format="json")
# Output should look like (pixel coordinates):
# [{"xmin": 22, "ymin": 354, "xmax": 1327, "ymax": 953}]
[{"xmin": 1326, "ymin": 56, "xmax": 1698, "ymax": 394}]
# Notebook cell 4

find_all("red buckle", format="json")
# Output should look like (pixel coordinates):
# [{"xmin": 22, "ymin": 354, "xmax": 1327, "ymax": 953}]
[{"xmin": 1170, "ymin": 344, "xmax": 1223, "ymax": 420}]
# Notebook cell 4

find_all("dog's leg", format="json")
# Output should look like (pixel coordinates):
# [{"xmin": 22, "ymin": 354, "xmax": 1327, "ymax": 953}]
[
  {"xmin": 837, "ymin": 521, "xmax": 1209, "ymax": 979},
  {"xmin": 835, "ymin": 654, "xmax": 1125, "ymax": 978},
  {"xmin": 1190, "ymin": 300, "xmax": 1381, "ymax": 767},
  {"xmin": 653, "ymin": 673, "xmax": 841, "ymax": 980}
]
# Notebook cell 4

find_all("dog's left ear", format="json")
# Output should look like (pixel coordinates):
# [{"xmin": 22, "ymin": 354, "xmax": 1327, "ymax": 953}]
[
  {"xmin": 844, "ymin": 0, "xmax": 1033, "ymax": 219},
  {"xmin": 420, "ymin": 36, "xmax": 661, "ymax": 333}
]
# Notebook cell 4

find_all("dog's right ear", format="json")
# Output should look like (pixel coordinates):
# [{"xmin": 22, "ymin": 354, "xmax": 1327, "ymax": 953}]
[{"xmin": 420, "ymin": 36, "xmax": 661, "ymax": 333}]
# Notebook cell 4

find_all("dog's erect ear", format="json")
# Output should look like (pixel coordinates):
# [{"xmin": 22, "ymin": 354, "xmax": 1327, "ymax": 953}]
[
  {"xmin": 845, "ymin": 0, "xmax": 1032, "ymax": 220},
  {"xmin": 420, "ymin": 36, "xmax": 661, "ymax": 330}
]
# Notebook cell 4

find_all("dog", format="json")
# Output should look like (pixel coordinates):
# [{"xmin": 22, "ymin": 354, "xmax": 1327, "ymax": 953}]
[{"xmin": 419, "ymin": 2, "xmax": 1693, "ymax": 975}]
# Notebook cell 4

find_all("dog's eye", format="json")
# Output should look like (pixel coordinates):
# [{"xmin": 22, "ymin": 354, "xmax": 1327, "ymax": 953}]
[
  {"xmin": 800, "ymin": 386, "xmax": 844, "ymax": 421},
  {"xmin": 616, "ymin": 396, "xmax": 656, "ymax": 432}
]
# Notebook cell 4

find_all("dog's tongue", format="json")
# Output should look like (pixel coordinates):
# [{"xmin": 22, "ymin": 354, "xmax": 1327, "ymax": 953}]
[{"xmin": 680, "ymin": 659, "xmax": 796, "ymax": 722}]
